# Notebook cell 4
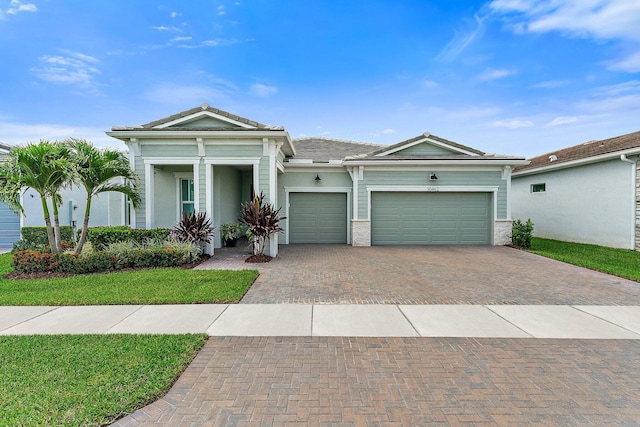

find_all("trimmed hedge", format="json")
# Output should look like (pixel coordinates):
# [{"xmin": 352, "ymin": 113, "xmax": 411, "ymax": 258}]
[
  {"xmin": 87, "ymin": 226, "xmax": 171, "ymax": 251},
  {"xmin": 12, "ymin": 247, "xmax": 189, "ymax": 275}
]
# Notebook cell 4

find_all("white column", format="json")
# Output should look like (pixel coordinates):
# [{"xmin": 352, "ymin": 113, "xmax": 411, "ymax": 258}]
[
  {"xmin": 144, "ymin": 163, "xmax": 154, "ymax": 228},
  {"xmin": 205, "ymin": 163, "xmax": 214, "ymax": 255}
]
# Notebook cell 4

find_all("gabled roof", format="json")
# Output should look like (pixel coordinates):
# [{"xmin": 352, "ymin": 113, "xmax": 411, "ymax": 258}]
[
  {"xmin": 364, "ymin": 132, "xmax": 485, "ymax": 157},
  {"xmin": 111, "ymin": 103, "xmax": 283, "ymax": 131},
  {"xmin": 514, "ymin": 130, "xmax": 640, "ymax": 174},
  {"xmin": 0, "ymin": 141, "xmax": 11, "ymax": 153},
  {"xmin": 289, "ymin": 137, "xmax": 384, "ymax": 163}
]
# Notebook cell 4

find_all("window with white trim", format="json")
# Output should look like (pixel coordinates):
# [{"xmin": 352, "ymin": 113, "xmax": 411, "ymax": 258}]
[{"xmin": 180, "ymin": 178, "xmax": 195, "ymax": 215}]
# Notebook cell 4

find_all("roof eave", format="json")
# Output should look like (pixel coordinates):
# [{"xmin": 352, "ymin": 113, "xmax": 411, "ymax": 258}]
[
  {"xmin": 513, "ymin": 148, "xmax": 640, "ymax": 177},
  {"xmin": 343, "ymin": 158, "xmax": 528, "ymax": 167}
]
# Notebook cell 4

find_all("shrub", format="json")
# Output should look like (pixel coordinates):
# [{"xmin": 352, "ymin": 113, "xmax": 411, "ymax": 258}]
[
  {"xmin": 172, "ymin": 212, "xmax": 214, "ymax": 246},
  {"xmin": 11, "ymin": 239, "xmax": 200, "ymax": 274},
  {"xmin": 87, "ymin": 226, "xmax": 171, "ymax": 251},
  {"xmin": 20, "ymin": 226, "xmax": 74, "ymax": 248},
  {"xmin": 511, "ymin": 218, "xmax": 534, "ymax": 248}
]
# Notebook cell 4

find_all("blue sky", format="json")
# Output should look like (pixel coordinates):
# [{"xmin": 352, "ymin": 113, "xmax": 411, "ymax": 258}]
[{"xmin": 1, "ymin": 0, "xmax": 639, "ymax": 157}]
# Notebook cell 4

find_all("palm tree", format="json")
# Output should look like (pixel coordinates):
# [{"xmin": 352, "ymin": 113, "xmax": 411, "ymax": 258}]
[
  {"xmin": 0, "ymin": 141, "xmax": 73, "ymax": 252},
  {"xmin": 67, "ymin": 138, "xmax": 141, "ymax": 254}
]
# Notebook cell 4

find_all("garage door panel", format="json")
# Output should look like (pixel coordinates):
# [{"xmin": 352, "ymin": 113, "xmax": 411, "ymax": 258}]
[
  {"xmin": 372, "ymin": 192, "xmax": 491, "ymax": 245},
  {"xmin": 289, "ymin": 193, "xmax": 347, "ymax": 244}
]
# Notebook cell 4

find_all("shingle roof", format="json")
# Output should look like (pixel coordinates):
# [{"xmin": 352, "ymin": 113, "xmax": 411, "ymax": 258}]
[
  {"xmin": 290, "ymin": 137, "xmax": 385, "ymax": 163},
  {"xmin": 0, "ymin": 141, "xmax": 11, "ymax": 152},
  {"xmin": 515, "ymin": 130, "xmax": 640, "ymax": 173}
]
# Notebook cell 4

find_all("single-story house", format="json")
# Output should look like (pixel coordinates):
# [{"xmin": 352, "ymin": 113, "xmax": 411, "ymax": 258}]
[
  {"xmin": 512, "ymin": 130, "xmax": 640, "ymax": 250},
  {"xmin": 107, "ymin": 103, "xmax": 528, "ymax": 256},
  {"xmin": 0, "ymin": 142, "xmax": 20, "ymax": 248}
]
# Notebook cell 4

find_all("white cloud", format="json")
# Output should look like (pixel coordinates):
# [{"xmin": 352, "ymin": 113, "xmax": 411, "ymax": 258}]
[
  {"xmin": 3, "ymin": 0, "xmax": 37, "ymax": 16},
  {"xmin": 532, "ymin": 80, "xmax": 570, "ymax": 88},
  {"xmin": 0, "ymin": 120, "xmax": 122, "ymax": 150},
  {"xmin": 608, "ymin": 51, "xmax": 640, "ymax": 73},
  {"xmin": 31, "ymin": 51, "xmax": 101, "ymax": 91},
  {"xmin": 492, "ymin": 119, "xmax": 534, "ymax": 128},
  {"xmin": 489, "ymin": 0, "xmax": 640, "ymax": 73},
  {"xmin": 382, "ymin": 129, "xmax": 396, "ymax": 134},
  {"xmin": 436, "ymin": 14, "xmax": 486, "ymax": 62},
  {"xmin": 547, "ymin": 116, "xmax": 578, "ymax": 126},
  {"xmin": 217, "ymin": 5, "xmax": 226, "ymax": 15},
  {"xmin": 250, "ymin": 83, "xmax": 277, "ymax": 97},
  {"xmin": 477, "ymin": 68, "xmax": 516, "ymax": 81},
  {"xmin": 141, "ymin": 84, "xmax": 230, "ymax": 106},
  {"xmin": 594, "ymin": 80, "xmax": 640, "ymax": 96},
  {"xmin": 171, "ymin": 36, "xmax": 192, "ymax": 42},
  {"xmin": 152, "ymin": 26, "xmax": 169, "ymax": 31},
  {"xmin": 170, "ymin": 11, "xmax": 180, "ymax": 18}
]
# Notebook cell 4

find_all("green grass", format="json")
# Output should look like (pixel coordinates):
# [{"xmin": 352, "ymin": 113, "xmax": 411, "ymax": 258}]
[
  {"xmin": 0, "ymin": 253, "xmax": 258, "ymax": 305},
  {"xmin": 529, "ymin": 237, "xmax": 640, "ymax": 282},
  {"xmin": 0, "ymin": 334, "xmax": 207, "ymax": 426}
]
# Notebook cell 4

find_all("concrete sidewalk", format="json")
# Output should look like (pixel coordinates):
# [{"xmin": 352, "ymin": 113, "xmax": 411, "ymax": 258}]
[{"xmin": 2, "ymin": 304, "xmax": 640, "ymax": 338}]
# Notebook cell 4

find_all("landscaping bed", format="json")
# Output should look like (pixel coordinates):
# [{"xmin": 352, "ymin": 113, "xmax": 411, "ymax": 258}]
[{"xmin": 0, "ymin": 253, "xmax": 258, "ymax": 305}]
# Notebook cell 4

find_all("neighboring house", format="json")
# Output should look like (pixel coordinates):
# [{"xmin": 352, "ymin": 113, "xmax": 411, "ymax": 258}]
[
  {"xmin": 107, "ymin": 103, "xmax": 527, "ymax": 256},
  {"xmin": 512, "ymin": 130, "xmax": 640, "ymax": 250},
  {"xmin": 0, "ymin": 142, "xmax": 21, "ymax": 248}
]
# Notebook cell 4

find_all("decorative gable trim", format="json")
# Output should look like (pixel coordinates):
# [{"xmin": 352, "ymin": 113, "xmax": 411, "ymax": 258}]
[
  {"xmin": 154, "ymin": 110, "xmax": 255, "ymax": 129},
  {"xmin": 368, "ymin": 132, "xmax": 484, "ymax": 158}
]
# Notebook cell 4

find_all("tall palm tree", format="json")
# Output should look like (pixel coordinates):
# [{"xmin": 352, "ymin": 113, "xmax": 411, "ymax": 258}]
[
  {"xmin": 67, "ymin": 138, "xmax": 141, "ymax": 254},
  {"xmin": 0, "ymin": 141, "xmax": 73, "ymax": 252}
]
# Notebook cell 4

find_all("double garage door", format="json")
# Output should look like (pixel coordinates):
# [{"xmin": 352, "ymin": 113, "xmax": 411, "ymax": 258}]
[
  {"xmin": 372, "ymin": 192, "xmax": 491, "ymax": 245},
  {"xmin": 289, "ymin": 193, "xmax": 347, "ymax": 244}
]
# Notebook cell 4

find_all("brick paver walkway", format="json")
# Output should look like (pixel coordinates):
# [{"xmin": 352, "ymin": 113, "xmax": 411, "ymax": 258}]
[
  {"xmin": 114, "ymin": 337, "xmax": 640, "ymax": 426},
  {"xmin": 199, "ymin": 245, "xmax": 640, "ymax": 305}
]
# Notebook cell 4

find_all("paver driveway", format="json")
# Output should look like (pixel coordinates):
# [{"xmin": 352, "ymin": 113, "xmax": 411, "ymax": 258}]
[
  {"xmin": 201, "ymin": 244, "xmax": 640, "ymax": 305},
  {"xmin": 114, "ymin": 245, "xmax": 640, "ymax": 426}
]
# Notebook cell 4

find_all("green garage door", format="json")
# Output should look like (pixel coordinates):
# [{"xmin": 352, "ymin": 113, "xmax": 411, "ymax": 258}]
[
  {"xmin": 372, "ymin": 192, "xmax": 491, "ymax": 245},
  {"xmin": 289, "ymin": 192, "xmax": 347, "ymax": 243},
  {"xmin": 0, "ymin": 201, "xmax": 20, "ymax": 248}
]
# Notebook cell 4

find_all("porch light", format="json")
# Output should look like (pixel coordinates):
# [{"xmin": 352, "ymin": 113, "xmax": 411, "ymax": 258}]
[
  {"xmin": 314, "ymin": 173, "xmax": 321, "ymax": 182},
  {"xmin": 429, "ymin": 173, "xmax": 438, "ymax": 180}
]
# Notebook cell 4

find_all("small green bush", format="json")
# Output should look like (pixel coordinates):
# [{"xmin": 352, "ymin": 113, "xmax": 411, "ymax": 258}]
[
  {"xmin": 87, "ymin": 226, "xmax": 171, "ymax": 251},
  {"xmin": 511, "ymin": 218, "xmax": 534, "ymax": 248},
  {"xmin": 17, "ymin": 226, "xmax": 74, "ymax": 250}
]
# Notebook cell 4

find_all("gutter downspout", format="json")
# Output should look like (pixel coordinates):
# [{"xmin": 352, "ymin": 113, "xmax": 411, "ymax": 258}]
[{"xmin": 620, "ymin": 154, "xmax": 636, "ymax": 250}]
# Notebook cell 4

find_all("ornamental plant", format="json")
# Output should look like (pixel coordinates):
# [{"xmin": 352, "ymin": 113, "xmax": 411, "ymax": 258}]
[
  {"xmin": 171, "ymin": 212, "xmax": 215, "ymax": 246},
  {"xmin": 238, "ymin": 192, "xmax": 285, "ymax": 257}
]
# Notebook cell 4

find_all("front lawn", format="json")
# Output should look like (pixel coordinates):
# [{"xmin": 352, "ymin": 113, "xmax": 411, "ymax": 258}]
[
  {"xmin": 0, "ymin": 253, "xmax": 258, "ymax": 305},
  {"xmin": 0, "ymin": 334, "xmax": 207, "ymax": 426},
  {"xmin": 529, "ymin": 237, "xmax": 640, "ymax": 282}
]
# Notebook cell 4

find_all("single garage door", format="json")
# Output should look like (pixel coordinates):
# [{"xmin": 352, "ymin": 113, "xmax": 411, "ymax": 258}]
[
  {"xmin": 289, "ymin": 192, "xmax": 347, "ymax": 243},
  {"xmin": 372, "ymin": 192, "xmax": 491, "ymax": 245},
  {"xmin": 0, "ymin": 201, "xmax": 20, "ymax": 248}
]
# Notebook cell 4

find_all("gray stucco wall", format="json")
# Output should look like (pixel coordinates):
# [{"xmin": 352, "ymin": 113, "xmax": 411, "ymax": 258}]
[{"xmin": 512, "ymin": 158, "xmax": 635, "ymax": 249}]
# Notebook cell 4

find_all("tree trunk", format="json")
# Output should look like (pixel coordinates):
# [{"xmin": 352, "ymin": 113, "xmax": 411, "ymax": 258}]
[
  {"xmin": 40, "ymin": 195, "xmax": 56, "ymax": 252},
  {"xmin": 51, "ymin": 197, "xmax": 63, "ymax": 252},
  {"xmin": 74, "ymin": 197, "xmax": 92, "ymax": 254}
]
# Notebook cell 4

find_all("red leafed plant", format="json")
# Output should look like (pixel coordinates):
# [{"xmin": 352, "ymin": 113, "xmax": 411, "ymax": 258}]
[
  {"xmin": 172, "ymin": 212, "xmax": 215, "ymax": 246},
  {"xmin": 238, "ymin": 192, "xmax": 285, "ymax": 258}
]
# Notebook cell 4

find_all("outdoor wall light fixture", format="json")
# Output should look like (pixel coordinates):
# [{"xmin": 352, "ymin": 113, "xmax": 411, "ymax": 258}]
[
  {"xmin": 429, "ymin": 173, "xmax": 438, "ymax": 180},
  {"xmin": 314, "ymin": 173, "xmax": 322, "ymax": 182}
]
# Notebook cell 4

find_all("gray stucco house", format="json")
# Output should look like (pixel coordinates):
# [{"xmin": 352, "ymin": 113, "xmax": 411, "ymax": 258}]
[
  {"xmin": 512, "ymin": 130, "xmax": 640, "ymax": 250},
  {"xmin": 107, "ymin": 104, "xmax": 527, "ymax": 256}
]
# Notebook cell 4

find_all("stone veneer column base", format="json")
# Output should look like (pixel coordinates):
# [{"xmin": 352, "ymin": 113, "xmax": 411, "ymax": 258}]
[
  {"xmin": 494, "ymin": 219, "xmax": 513, "ymax": 246},
  {"xmin": 351, "ymin": 220, "xmax": 371, "ymax": 246}
]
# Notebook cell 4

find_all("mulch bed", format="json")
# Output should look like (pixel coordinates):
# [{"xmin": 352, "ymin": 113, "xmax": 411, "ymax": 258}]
[
  {"xmin": 245, "ymin": 254, "xmax": 272, "ymax": 263},
  {"xmin": 3, "ymin": 255, "xmax": 211, "ymax": 280}
]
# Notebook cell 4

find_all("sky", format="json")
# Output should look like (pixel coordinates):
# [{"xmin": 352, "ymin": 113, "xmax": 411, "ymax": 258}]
[{"xmin": 1, "ymin": 0, "xmax": 639, "ymax": 158}]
